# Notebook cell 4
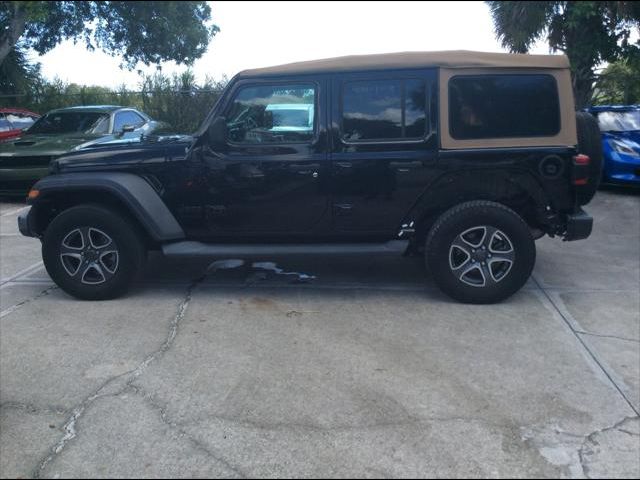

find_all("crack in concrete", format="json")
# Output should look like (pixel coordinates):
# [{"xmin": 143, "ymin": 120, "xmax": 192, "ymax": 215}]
[
  {"xmin": 113, "ymin": 393, "xmax": 530, "ymax": 478},
  {"xmin": 522, "ymin": 416, "xmax": 640, "ymax": 479},
  {"xmin": 8, "ymin": 255, "xmax": 634, "ymax": 477},
  {"xmin": 0, "ymin": 285, "xmax": 58, "ymax": 319},
  {"xmin": 574, "ymin": 330, "xmax": 640, "ymax": 344},
  {"xmin": 32, "ymin": 273, "xmax": 206, "ymax": 478},
  {"xmin": 125, "ymin": 385, "xmax": 247, "ymax": 478},
  {"xmin": 577, "ymin": 416, "xmax": 640, "ymax": 479}
]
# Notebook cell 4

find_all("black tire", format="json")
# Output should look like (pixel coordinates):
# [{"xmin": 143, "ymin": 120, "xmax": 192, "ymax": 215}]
[
  {"xmin": 575, "ymin": 111, "xmax": 604, "ymax": 205},
  {"xmin": 42, "ymin": 204, "xmax": 146, "ymax": 300},
  {"xmin": 425, "ymin": 201, "xmax": 536, "ymax": 304}
]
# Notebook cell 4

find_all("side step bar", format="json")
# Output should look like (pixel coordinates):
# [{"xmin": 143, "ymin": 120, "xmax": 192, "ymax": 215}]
[{"xmin": 162, "ymin": 240, "xmax": 409, "ymax": 258}]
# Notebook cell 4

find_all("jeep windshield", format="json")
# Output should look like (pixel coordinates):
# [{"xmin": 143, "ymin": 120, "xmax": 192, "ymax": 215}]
[
  {"xmin": 595, "ymin": 110, "xmax": 640, "ymax": 132},
  {"xmin": 27, "ymin": 112, "xmax": 110, "ymax": 135}
]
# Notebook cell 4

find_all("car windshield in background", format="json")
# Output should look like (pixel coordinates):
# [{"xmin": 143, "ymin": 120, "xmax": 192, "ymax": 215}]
[
  {"xmin": 5, "ymin": 113, "xmax": 37, "ymax": 130},
  {"xmin": 596, "ymin": 110, "xmax": 640, "ymax": 132},
  {"xmin": 266, "ymin": 104, "xmax": 313, "ymax": 131},
  {"xmin": 28, "ymin": 112, "xmax": 110, "ymax": 135}
]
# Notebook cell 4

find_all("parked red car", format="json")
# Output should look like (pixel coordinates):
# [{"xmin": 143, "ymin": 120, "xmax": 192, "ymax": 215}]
[{"xmin": 0, "ymin": 108, "xmax": 40, "ymax": 142}]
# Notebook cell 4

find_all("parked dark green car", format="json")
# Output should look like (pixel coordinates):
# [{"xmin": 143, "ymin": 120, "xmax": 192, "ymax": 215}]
[{"xmin": 0, "ymin": 105, "xmax": 169, "ymax": 196}]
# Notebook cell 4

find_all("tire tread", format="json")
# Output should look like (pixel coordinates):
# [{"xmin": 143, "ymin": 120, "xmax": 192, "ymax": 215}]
[{"xmin": 425, "ymin": 201, "xmax": 535, "ymax": 304}]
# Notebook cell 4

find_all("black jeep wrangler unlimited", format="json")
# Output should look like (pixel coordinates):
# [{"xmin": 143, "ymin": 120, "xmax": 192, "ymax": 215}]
[{"xmin": 18, "ymin": 51, "xmax": 602, "ymax": 304}]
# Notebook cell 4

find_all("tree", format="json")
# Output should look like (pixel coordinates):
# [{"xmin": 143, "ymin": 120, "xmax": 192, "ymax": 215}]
[
  {"xmin": 0, "ymin": 45, "xmax": 41, "ymax": 96},
  {"xmin": 593, "ymin": 60, "xmax": 640, "ymax": 105},
  {"xmin": 0, "ymin": 1, "xmax": 218, "ymax": 68},
  {"xmin": 486, "ymin": 1, "xmax": 640, "ymax": 108}
]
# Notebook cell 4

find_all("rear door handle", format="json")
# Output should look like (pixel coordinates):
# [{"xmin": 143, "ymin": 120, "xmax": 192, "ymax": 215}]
[
  {"xmin": 390, "ymin": 160, "xmax": 423, "ymax": 171},
  {"xmin": 333, "ymin": 161, "xmax": 353, "ymax": 176},
  {"xmin": 335, "ymin": 161, "xmax": 353, "ymax": 169},
  {"xmin": 333, "ymin": 203, "xmax": 353, "ymax": 216}
]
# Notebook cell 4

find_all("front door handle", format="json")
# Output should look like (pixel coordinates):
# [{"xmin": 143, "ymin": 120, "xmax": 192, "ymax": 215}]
[
  {"xmin": 294, "ymin": 171, "xmax": 318, "ymax": 178},
  {"xmin": 288, "ymin": 163, "xmax": 320, "ymax": 176}
]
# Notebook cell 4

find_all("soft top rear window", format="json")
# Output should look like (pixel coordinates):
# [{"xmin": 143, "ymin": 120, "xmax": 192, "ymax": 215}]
[{"xmin": 449, "ymin": 74, "xmax": 560, "ymax": 140}]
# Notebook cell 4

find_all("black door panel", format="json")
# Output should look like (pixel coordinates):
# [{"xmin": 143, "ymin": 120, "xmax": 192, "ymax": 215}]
[
  {"xmin": 330, "ymin": 69, "xmax": 439, "ymax": 234},
  {"xmin": 185, "ymin": 78, "xmax": 330, "ymax": 239},
  {"xmin": 199, "ymin": 149, "xmax": 328, "ymax": 234}
]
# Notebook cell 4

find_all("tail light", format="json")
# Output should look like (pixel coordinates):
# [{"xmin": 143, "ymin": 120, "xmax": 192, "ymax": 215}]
[
  {"xmin": 572, "ymin": 154, "xmax": 590, "ymax": 185},
  {"xmin": 574, "ymin": 154, "xmax": 590, "ymax": 165}
]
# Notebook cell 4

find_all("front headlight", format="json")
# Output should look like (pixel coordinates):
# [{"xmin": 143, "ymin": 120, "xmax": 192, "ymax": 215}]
[{"xmin": 610, "ymin": 139, "xmax": 640, "ymax": 158}]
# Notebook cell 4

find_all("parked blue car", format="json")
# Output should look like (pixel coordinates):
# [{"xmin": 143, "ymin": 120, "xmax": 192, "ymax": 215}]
[{"xmin": 586, "ymin": 105, "xmax": 640, "ymax": 186}]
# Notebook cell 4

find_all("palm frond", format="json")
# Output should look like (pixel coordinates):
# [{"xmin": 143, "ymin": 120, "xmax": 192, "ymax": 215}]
[{"xmin": 486, "ymin": 1, "xmax": 558, "ymax": 53}]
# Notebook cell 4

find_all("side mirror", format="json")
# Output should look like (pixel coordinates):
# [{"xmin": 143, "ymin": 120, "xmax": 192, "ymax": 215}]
[
  {"xmin": 207, "ymin": 116, "xmax": 227, "ymax": 146},
  {"xmin": 117, "ymin": 124, "xmax": 136, "ymax": 137}
]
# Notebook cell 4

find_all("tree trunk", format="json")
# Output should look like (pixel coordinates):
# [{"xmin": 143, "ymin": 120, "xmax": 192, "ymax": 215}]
[
  {"xmin": 0, "ymin": 3, "xmax": 28, "ymax": 66},
  {"xmin": 623, "ymin": 79, "xmax": 632, "ymax": 105},
  {"xmin": 571, "ymin": 66, "xmax": 595, "ymax": 110}
]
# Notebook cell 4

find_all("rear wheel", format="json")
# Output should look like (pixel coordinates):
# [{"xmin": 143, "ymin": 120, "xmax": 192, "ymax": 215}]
[
  {"xmin": 425, "ymin": 201, "xmax": 536, "ymax": 304},
  {"xmin": 42, "ymin": 204, "xmax": 146, "ymax": 300}
]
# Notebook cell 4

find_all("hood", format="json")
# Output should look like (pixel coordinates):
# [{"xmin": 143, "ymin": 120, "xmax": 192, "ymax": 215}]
[
  {"xmin": 0, "ymin": 132, "xmax": 106, "ymax": 157},
  {"xmin": 0, "ymin": 120, "xmax": 181, "ymax": 157},
  {"xmin": 53, "ymin": 135, "xmax": 194, "ymax": 172},
  {"xmin": 603, "ymin": 129, "xmax": 640, "ymax": 143},
  {"xmin": 603, "ymin": 130, "xmax": 640, "ymax": 154}
]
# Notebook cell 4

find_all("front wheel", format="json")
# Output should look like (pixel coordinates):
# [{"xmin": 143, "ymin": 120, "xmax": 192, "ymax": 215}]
[
  {"xmin": 425, "ymin": 201, "xmax": 536, "ymax": 304},
  {"xmin": 42, "ymin": 204, "xmax": 146, "ymax": 300}
]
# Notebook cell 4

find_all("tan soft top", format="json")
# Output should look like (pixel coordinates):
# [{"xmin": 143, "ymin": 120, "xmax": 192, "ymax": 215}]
[{"xmin": 239, "ymin": 50, "xmax": 569, "ymax": 77}]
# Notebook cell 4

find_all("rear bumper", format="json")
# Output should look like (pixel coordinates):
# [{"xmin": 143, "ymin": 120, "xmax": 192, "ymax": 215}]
[
  {"xmin": 18, "ymin": 208, "xmax": 37, "ymax": 238},
  {"xmin": 563, "ymin": 208, "xmax": 593, "ymax": 241}
]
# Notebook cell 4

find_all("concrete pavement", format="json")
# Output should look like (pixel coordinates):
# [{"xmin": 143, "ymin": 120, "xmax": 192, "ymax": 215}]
[{"xmin": 1, "ymin": 189, "xmax": 638, "ymax": 478}]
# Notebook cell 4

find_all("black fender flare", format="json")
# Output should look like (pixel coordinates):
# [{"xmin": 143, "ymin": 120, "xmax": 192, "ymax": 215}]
[
  {"xmin": 403, "ymin": 167, "xmax": 551, "ymax": 236},
  {"xmin": 29, "ymin": 172, "xmax": 185, "ymax": 242}
]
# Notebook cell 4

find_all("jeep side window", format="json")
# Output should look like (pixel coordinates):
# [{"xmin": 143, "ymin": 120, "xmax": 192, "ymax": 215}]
[
  {"xmin": 225, "ymin": 84, "xmax": 316, "ymax": 144},
  {"xmin": 449, "ymin": 75, "xmax": 560, "ymax": 139},
  {"xmin": 342, "ymin": 79, "xmax": 427, "ymax": 142}
]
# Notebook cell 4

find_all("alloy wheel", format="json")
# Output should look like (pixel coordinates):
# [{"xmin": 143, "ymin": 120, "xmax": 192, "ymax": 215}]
[
  {"xmin": 59, "ymin": 227, "xmax": 119, "ymax": 285},
  {"xmin": 448, "ymin": 225, "xmax": 515, "ymax": 287}
]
